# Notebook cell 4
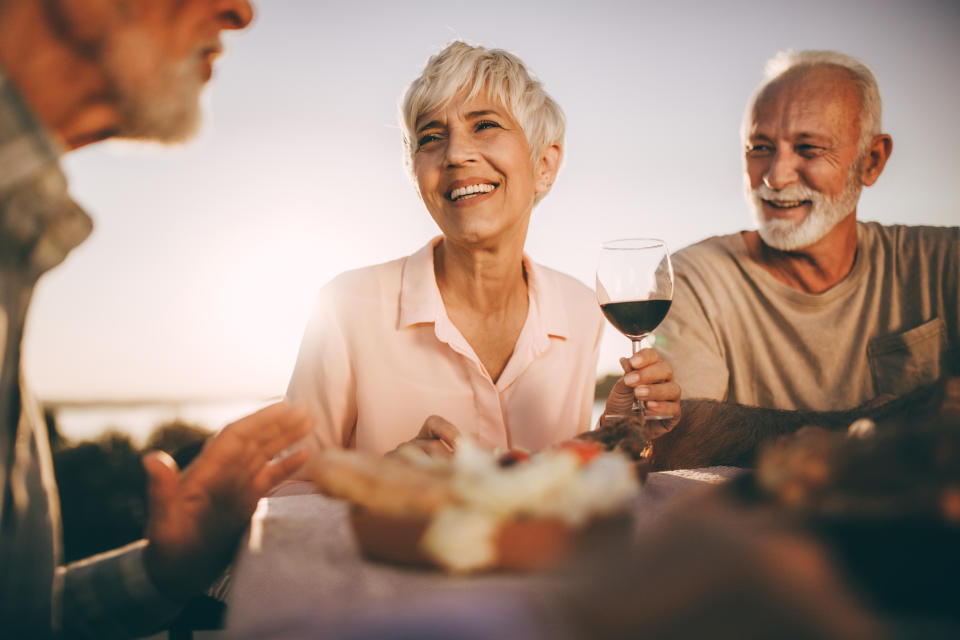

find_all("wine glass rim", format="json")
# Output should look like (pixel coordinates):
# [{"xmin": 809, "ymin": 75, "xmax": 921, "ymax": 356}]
[{"xmin": 601, "ymin": 237, "xmax": 668, "ymax": 250}]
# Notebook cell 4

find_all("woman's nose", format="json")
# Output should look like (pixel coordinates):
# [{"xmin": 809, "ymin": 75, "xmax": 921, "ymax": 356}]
[{"xmin": 444, "ymin": 130, "xmax": 478, "ymax": 167}]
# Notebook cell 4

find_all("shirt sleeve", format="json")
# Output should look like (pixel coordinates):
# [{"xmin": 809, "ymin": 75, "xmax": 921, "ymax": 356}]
[
  {"xmin": 59, "ymin": 540, "xmax": 182, "ymax": 639},
  {"xmin": 657, "ymin": 263, "xmax": 730, "ymax": 402},
  {"xmin": 285, "ymin": 282, "xmax": 358, "ymax": 464}
]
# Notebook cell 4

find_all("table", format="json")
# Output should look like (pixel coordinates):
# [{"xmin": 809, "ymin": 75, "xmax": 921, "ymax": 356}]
[{"xmin": 221, "ymin": 467, "xmax": 741, "ymax": 638}]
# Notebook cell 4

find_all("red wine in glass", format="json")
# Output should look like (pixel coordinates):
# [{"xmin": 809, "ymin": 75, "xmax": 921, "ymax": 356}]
[
  {"xmin": 596, "ymin": 238, "xmax": 674, "ymax": 420},
  {"xmin": 599, "ymin": 300, "xmax": 672, "ymax": 340}
]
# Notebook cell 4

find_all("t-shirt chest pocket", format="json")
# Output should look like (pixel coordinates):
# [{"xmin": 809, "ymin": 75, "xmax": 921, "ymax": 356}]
[{"xmin": 867, "ymin": 317, "xmax": 946, "ymax": 397}]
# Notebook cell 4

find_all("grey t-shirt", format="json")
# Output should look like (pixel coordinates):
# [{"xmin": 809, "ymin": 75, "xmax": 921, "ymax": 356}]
[{"xmin": 658, "ymin": 222, "xmax": 960, "ymax": 411}]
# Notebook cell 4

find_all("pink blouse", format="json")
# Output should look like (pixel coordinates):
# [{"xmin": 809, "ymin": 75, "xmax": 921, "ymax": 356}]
[{"xmin": 286, "ymin": 238, "xmax": 603, "ymax": 457}]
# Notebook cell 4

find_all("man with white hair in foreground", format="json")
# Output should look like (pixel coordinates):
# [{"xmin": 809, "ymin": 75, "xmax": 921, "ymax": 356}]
[
  {"xmin": 649, "ymin": 50, "xmax": 958, "ymax": 469},
  {"xmin": 0, "ymin": 1, "xmax": 312, "ymax": 638}
]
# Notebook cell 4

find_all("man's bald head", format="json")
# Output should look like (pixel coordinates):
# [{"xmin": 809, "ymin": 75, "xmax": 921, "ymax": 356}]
[{"xmin": 743, "ymin": 50, "xmax": 882, "ymax": 158}]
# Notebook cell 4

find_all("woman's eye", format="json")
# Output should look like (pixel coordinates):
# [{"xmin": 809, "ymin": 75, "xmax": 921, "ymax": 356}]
[
  {"xmin": 476, "ymin": 120, "xmax": 500, "ymax": 131},
  {"xmin": 417, "ymin": 133, "xmax": 440, "ymax": 147}
]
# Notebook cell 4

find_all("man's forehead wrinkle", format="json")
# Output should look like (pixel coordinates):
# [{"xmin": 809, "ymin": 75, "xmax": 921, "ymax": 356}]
[{"xmin": 751, "ymin": 72, "xmax": 860, "ymax": 146}]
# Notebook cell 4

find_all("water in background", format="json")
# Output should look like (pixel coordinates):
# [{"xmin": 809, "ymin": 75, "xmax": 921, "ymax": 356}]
[
  {"xmin": 47, "ymin": 398, "xmax": 276, "ymax": 447},
  {"xmin": 47, "ymin": 399, "xmax": 608, "ymax": 446}
]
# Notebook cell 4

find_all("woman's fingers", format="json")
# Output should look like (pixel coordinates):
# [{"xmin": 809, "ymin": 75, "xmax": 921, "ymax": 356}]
[
  {"xmin": 417, "ymin": 415, "xmax": 461, "ymax": 450},
  {"xmin": 386, "ymin": 415, "xmax": 463, "ymax": 460},
  {"xmin": 400, "ymin": 438, "xmax": 455, "ymax": 460}
]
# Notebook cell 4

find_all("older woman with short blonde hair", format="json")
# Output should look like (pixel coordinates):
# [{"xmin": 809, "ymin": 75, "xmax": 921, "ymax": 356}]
[{"xmin": 286, "ymin": 41, "xmax": 679, "ymax": 459}]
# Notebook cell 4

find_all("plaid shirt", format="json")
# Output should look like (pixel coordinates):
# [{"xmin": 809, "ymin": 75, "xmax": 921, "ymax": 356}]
[{"xmin": 0, "ymin": 68, "xmax": 180, "ymax": 638}]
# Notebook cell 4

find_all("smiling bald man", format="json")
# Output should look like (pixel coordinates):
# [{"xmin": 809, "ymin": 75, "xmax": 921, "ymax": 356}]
[{"xmin": 649, "ymin": 50, "xmax": 958, "ymax": 469}]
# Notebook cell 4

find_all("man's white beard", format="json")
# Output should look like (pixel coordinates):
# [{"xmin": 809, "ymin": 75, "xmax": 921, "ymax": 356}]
[
  {"xmin": 100, "ymin": 27, "xmax": 206, "ymax": 143},
  {"xmin": 746, "ymin": 165, "xmax": 863, "ymax": 251}
]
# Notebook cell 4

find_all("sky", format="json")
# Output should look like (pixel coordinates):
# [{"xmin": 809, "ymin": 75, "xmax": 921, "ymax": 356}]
[{"xmin": 22, "ymin": 0, "xmax": 960, "ymax": 402}]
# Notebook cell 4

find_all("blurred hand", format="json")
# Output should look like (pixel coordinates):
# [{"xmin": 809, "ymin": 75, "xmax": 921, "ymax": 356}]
[
  {"xmin": 390, "ymin": 415, "xmax": 461, "ymax": 460},
  {"xmin": 604, "ymin": 348, "xmax": 681, "ymax": 436},
  {"xmin": 142, "ymin": 401, "xmax": 313, "ymax": 600}
]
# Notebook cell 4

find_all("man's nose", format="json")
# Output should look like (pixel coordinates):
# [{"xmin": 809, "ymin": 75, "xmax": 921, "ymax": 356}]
[
  {"xmin": 217, "ymin": 0, "xmax": 254, "ymax": 30},
  {"xmin": 763, "ymin": 150, "xmax": 799, "ymax": 190}
]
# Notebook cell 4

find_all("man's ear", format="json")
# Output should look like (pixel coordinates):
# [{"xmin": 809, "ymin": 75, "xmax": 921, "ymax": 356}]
[
  {"xmin": 534, "ymin": 143, "xmax": 563, "ymax": 196},
  {"xmin": 860, "ymin": 134, "xmax": 893, "ymax": 187}
]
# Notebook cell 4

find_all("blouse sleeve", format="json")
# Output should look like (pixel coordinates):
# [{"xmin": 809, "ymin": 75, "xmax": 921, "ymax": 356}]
[{"xmin": 285, "ymin": 282, "xmax": 359, "ymax": 463}]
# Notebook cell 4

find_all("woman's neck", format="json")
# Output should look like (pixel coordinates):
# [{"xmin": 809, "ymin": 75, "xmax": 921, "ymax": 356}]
[{"xmin": 433, "ymin": 236, "xmax": 528, "ymax": 314}]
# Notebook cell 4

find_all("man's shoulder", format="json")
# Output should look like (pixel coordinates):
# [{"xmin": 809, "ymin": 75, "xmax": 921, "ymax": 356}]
[
  {"xmin": 672, "ymin": 232, "xmax": 746, "ymax": 274},
  {"xmin": 862, "ymin": 221, "xmax": 960, "ymax": 259}
]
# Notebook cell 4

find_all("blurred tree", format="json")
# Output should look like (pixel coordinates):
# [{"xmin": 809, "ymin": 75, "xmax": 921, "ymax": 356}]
[
  {"xmin": 595, "ymin": 373, "xmax": 619, "ymax": 402},
  {"xmin": 144, "ymin": 419, "xmax": 212, "ymax": 468},
  {"xmin": 54, "ymin": 431, "xmax": 146, "ymax": 562},
  {"xmin": 53, "ymin": 419, "xmax": 212, "ymax": 563}
]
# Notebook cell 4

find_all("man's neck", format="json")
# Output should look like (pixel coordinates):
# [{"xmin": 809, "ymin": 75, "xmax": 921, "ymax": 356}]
[
  {"xmin": 0, "ymin": 0, "xmax": 119, "ymax": 149},
  {"xmin": 742, "ymin": 214, "xmax": 859, "ymax": 294}
]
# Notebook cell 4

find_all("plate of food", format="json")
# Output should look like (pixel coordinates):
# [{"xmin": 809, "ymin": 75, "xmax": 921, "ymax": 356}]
[{"xmin": 308, "ymin": 430, "xmax": 647, "ymax": 573}]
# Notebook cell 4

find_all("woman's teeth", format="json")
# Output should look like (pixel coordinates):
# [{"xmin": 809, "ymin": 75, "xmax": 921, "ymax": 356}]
[{"xmin": 450, "ymin": 183, "xmax": 495, "ymax": 201}]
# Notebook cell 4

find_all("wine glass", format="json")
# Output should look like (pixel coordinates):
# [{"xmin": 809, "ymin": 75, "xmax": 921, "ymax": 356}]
[{"xmin": 596, "ymin": 238, "xmax": 674, "ymax": 421}]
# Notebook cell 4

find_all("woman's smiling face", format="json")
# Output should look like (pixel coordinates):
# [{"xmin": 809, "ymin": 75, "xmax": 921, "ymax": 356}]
[{"xmin": 413, "ymin": 91, "xmax": 555, "ymax": 249}]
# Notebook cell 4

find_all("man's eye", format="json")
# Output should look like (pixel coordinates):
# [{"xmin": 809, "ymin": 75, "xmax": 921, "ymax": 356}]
[
  {"xmin": 796, "ymin": 144, "xmax": 823, "ymax": 157},
  {"xmin": 746, "ymin": 144, "xmax": 773, "ymax": 156}
]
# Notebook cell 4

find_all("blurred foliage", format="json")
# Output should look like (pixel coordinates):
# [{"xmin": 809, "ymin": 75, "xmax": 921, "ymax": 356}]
[
  {"xmin": 144, "ymin": 420, "xmax": 211, "ymax": 469},
  {"xmin": 49, "ymin": 414, "xmax": 212, "ymax": 563},
  {"xmin": 595, "ymin": 373, "xmax": 619, "ymax": 402}
]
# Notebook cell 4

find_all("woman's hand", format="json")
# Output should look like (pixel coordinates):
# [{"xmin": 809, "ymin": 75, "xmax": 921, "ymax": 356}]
[
  {"xmin": 603, "ymin": 349, "xmax": 681, "ymax": 436},
  {"xmin": 389, "ymin": 415, "xmax": 461, "ymax": 460}
]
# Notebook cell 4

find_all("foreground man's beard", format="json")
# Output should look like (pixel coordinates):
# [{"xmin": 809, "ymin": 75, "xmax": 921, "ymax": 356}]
[
  {"xmin": 101, "ymin": 28, "xmax": 207, "ymax": 143},
  {"xmin": 746, "ymin": 163, "xmax": 863, "ymax": 251}
]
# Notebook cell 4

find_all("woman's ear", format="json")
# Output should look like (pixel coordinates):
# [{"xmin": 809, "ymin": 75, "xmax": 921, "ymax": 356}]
[{"xmin": 534, "ymin": 143, "xmax": 563, "ymax": 196}]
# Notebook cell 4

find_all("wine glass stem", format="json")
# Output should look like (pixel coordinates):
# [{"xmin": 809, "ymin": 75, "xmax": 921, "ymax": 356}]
[{"xmin": 631, "ymin": 338, "xmax": 645, "ymax": 417}]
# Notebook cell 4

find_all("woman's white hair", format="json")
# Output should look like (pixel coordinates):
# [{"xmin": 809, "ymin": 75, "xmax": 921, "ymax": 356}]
[
  {"xmin": 400, "ymin": 41, "xmax": 565, "ymax": 176},
  {"xmin": 742, "ymin": 50, "xmax": 883, "ymax": 157}
]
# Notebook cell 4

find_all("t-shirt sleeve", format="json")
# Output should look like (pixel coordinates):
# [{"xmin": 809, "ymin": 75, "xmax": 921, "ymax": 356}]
[
  {"xmin": 657, "ymin": 261, "xmax": 729, "ymax": 401},
  {"xmin": 285, "ymin": 281, "xmax": 358, "ymax": 462}
]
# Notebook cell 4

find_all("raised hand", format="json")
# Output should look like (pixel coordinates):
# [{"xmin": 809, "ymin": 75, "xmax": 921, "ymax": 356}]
[{"xmin": 142, "ymin": 401, "xmax": 313, "ymax": 600}]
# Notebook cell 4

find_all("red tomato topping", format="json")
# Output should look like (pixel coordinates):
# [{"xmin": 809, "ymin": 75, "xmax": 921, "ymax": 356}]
[
  {"xmin": 557, "ymin": 440, "xmax": 605, "ymax": 465},
  {"xmin": 497, "ymin": 449, "xmax": 531, "ymax": 467}
]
